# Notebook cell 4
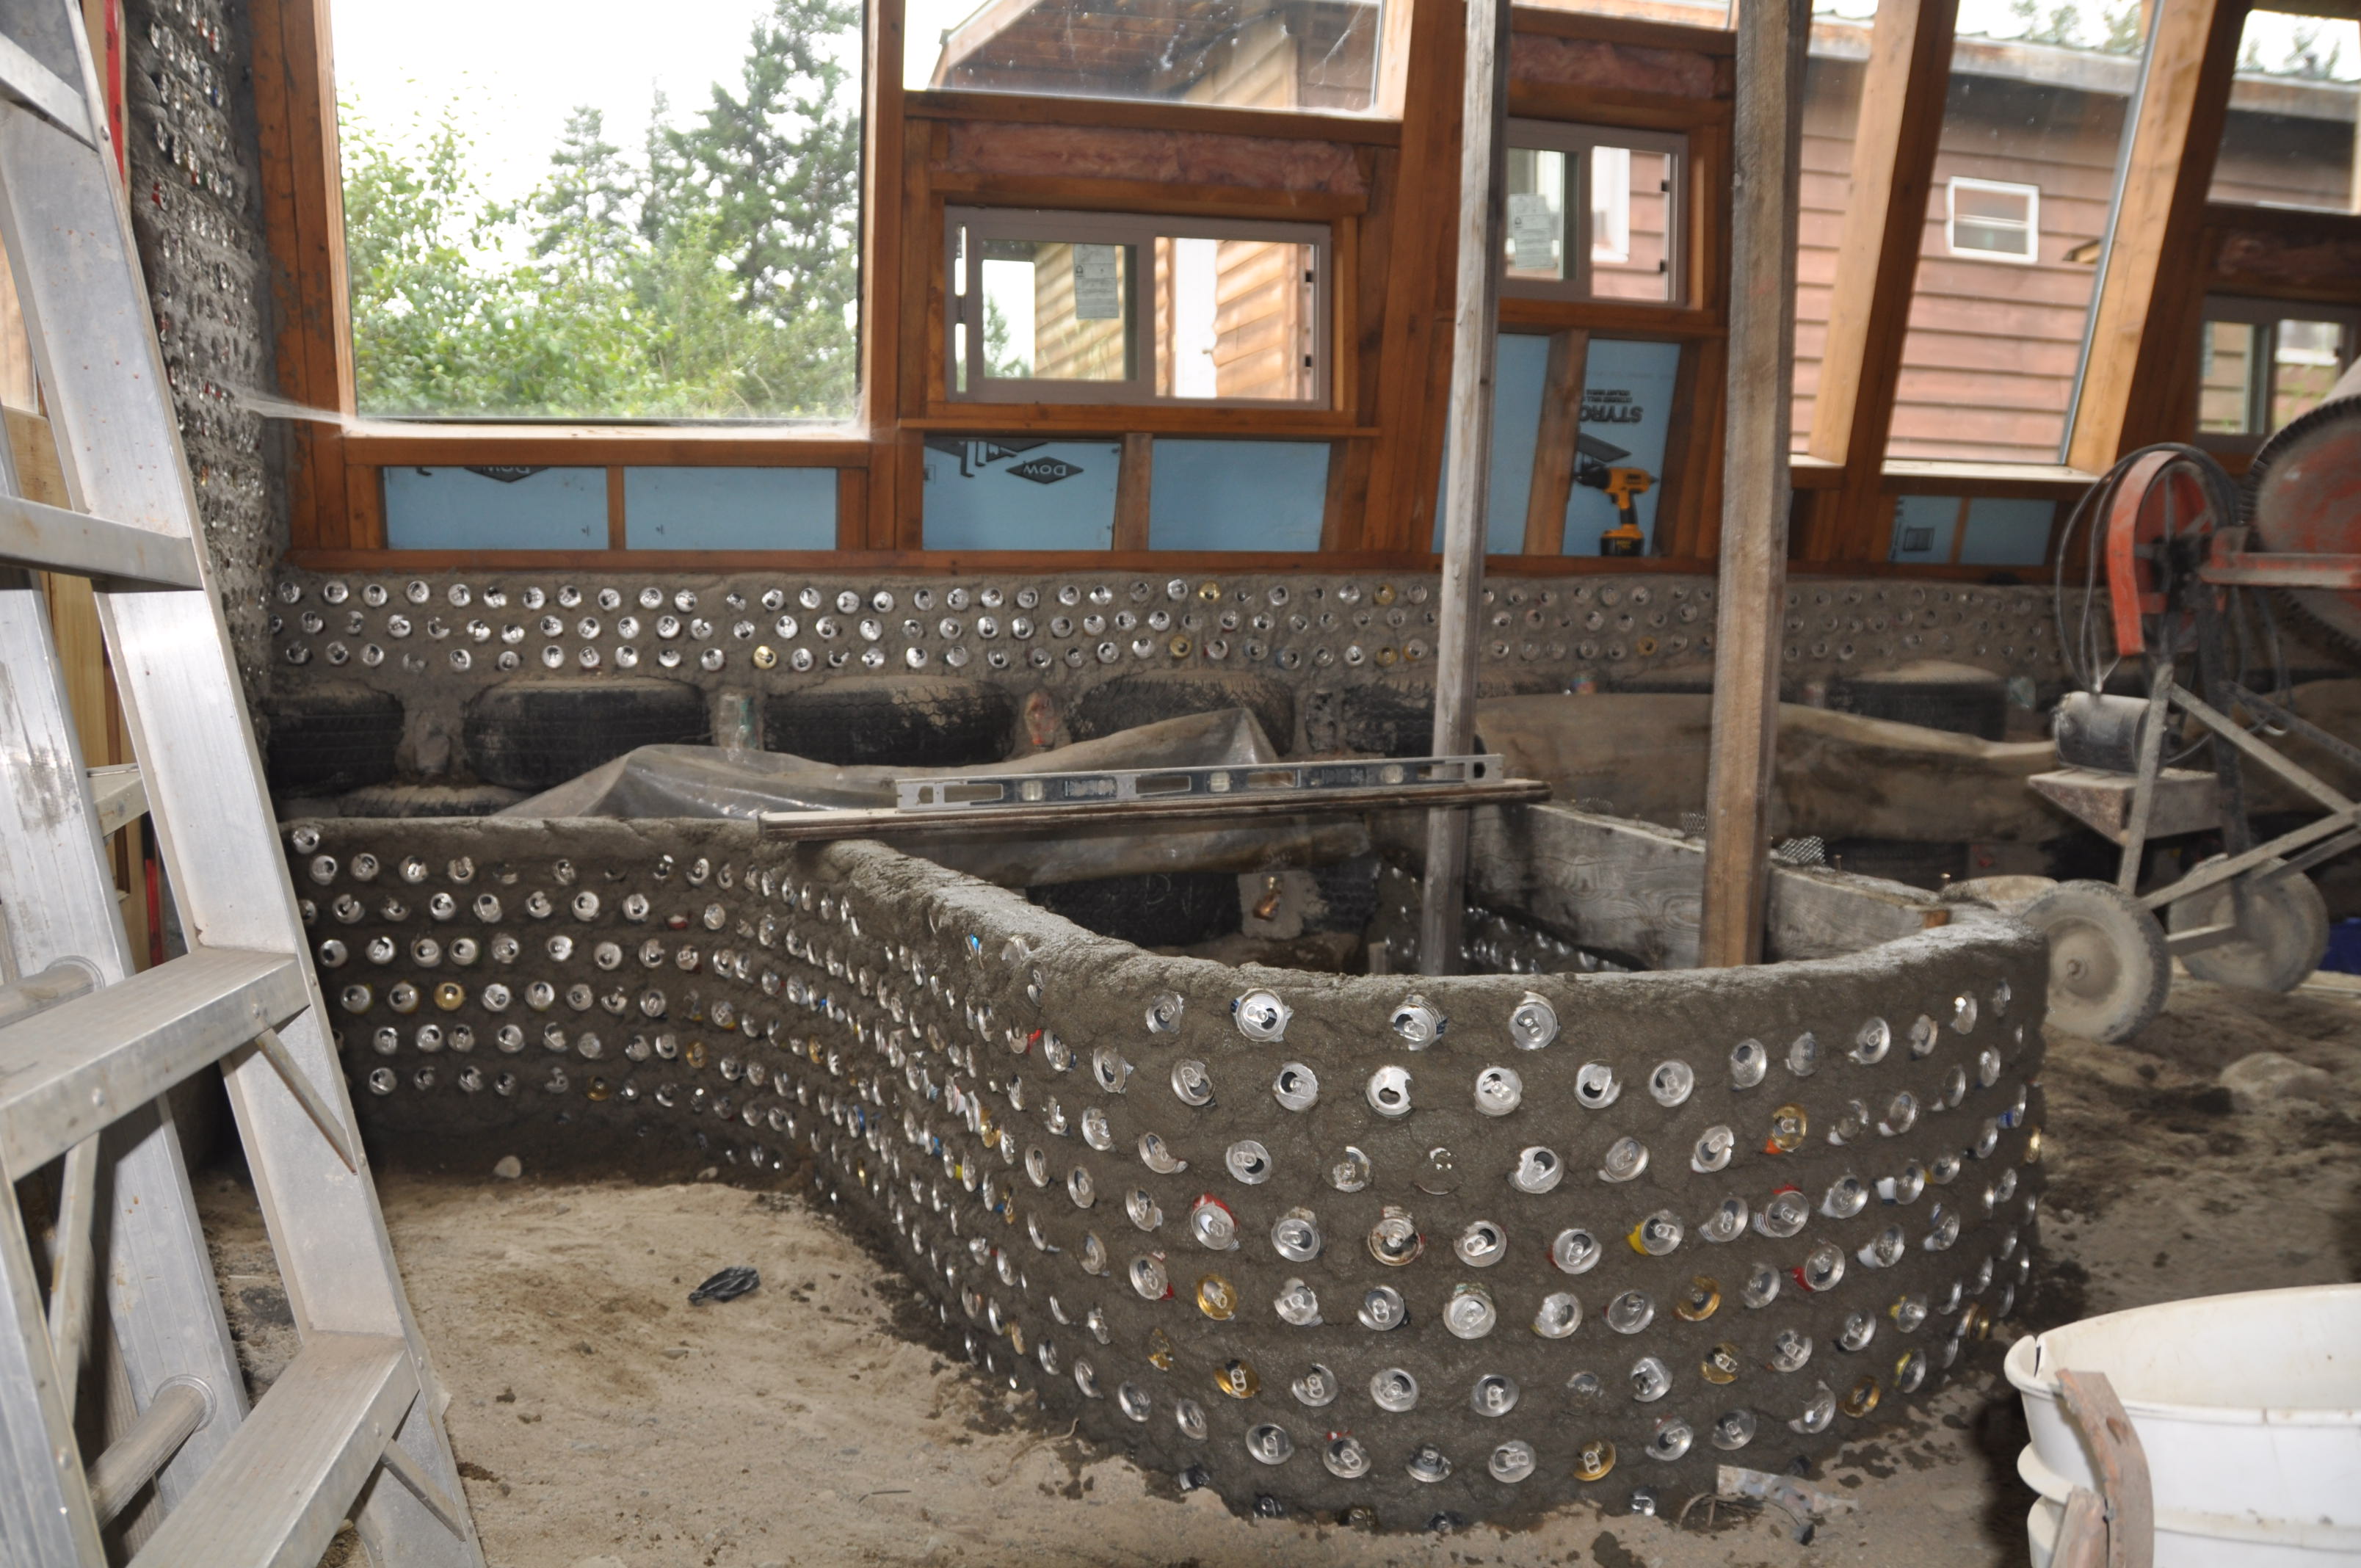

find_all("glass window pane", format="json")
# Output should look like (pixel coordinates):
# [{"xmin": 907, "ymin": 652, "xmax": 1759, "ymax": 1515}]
[
  {"xmin": 1886, "ymin": 9, "xmax": 2146, "ymax": 462},
  {"xmin": 909, "ymin": 0, "xmax": 1390, "ymax": 112},
  {"xmin": 2208, "ymin": 9, "xmax": 2359, "ymax": 211},
  {"xmin": 1155, "ymin": 237, "xmax": 1319, "ymax": 401},
  {"xmin": 2198, "ymin": 319, "xmax": 2259, "ymax": 435},
  {"xmin": 2273, "ymin": 319, "xmax": 2348, "ymax": 430},
  {"xmin": 979, "ymin": 239, "xmax": 1135, "ymax": 383},
  {"xmin": 1505, "ymin": 148, "xmax": 1570, "ymax": 282},
  {"xmin": 1951, "ymin": 181, "xmax": 2028, "ymax": 223},
  {"xmin": 1590, "ymin": 146, "xmax": 1674, "ymax": 300},
  {"xmin": 1793, "ymin": 2, "xmax": 1879, "ymax": 452},
  {"xmin": 331, "ymin": 0, "xmax": 863, "ymax": 421}
]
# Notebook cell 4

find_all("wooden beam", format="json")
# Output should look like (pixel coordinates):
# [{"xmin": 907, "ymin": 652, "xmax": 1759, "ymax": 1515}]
[
  {"xmin": 249, "ymin": 0, "xmax": 355, "ymax": 551},
  {"xmin": 2066, "ymin": 0, "xmax": 2249, "ymax": 471},
  {"xmin": 606, "ymin": 466, "xmax": 627, "ymax": 551},
  {"xmin": 1360, "ymin": 0, "xmax": 1469, "ymax": 552},
  {"xmin": 1523, "ymin": 328, "xmax": 1587, "ymax": 554},
  {"xmin": 1112, "ymin": 433, "xmax": 1153, "ymax": 550},
  {"xmin": 1802, "ymin": 0, "xmax": 1961, "ymax": 562},
  {"xmin": 1699, "ymin": 0, "xmax": 1810, "ymax": 968},
  {"xmin": 863, "ymin": 0, "xmax": 910, "ymax": 548},
  {"xmin": 1418, "ymin": 0, "xmax": 1513, "ymax": 976}
]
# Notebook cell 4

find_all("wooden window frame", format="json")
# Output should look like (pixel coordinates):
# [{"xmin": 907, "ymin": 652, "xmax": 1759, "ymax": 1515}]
[
  {"xmin": 1944, "ymin": 175, "xmax": 2039, "ymax": 265},
  {"xmin": 1501, "ymin": 119, "xmax": 1690, "ymax": 307},
  {"xmin": 2191, "ymin": 293, "xmax": 2360, "ymax": 454},
  {"xmin": 252, "ymin": 0, "xmax": 2238, "ymax": 578},
  {"xmin": 943, "ymin": 206, "xmax": 1334, "ymax": 410}
]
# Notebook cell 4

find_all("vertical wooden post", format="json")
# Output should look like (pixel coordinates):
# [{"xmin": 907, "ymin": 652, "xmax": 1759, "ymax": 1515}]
[
  {"xmin": 1112, "ymin": 432, "xmax": 1154, "ymax": 550},
  {"xmin": 1417, "ymin": 0, "xmax": 1512, "ymax": 976},
  {"xmin": 862, "ymin": 0, "xmax": 910, "ymax": 548},
  {"xmin": 1699, "ymin": 0, "xmax": 1810, "ymax": 969},
  {"xmin": 1523, "ymin": 328, "xmax": 1589, "ymax": 555}
]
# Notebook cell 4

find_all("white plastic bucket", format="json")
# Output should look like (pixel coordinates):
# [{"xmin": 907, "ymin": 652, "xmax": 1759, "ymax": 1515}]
[{"xmin": 2006, "ymin": 1285, "xmax": 2361, "ymax": 1567}]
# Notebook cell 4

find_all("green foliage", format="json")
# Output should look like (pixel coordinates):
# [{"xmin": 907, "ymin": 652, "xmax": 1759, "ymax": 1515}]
[
  {"xmin": 341, "ymin": 0, "xmax": 861, "ymax": 420},
  {"xmin": 2001, "ymin": 0, "xmax": 2143, "ymax": 54}
]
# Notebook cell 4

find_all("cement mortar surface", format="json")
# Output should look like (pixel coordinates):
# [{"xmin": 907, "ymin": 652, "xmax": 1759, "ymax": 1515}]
[{"xmin": 204, "ymin": 979, "xmax": 2360, "ymax": 1568}]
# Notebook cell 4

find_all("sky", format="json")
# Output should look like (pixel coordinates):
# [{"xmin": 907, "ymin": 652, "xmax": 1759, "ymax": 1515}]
[
  {"xmin": 327, "ymin": 0, "xmax": 2359, "ymax": 216},
  {"xmin": 330, "ymin": 0, "xmax": 838, "ymax": 210}
]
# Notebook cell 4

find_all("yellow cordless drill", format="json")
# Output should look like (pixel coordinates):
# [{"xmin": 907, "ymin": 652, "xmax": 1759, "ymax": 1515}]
[{"xmin": 1575, "ymin": 435, "xmax": 1654, "ymax": 556}]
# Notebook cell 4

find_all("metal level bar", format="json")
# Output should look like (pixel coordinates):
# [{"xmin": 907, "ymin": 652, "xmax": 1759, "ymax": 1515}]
[
  {"xmin": 86, "ymin": 1376, "xmax": 211, "ymax": 1526},
  {"xmin": 0, "ymin": 493, "xmax": 203, "ymax": 589},
  {"xmin": 0, "ymin": 946, "xmax": 307, "ymax": 1176},
  {"xmin": 125, "ymin": 1333, "xmax": 417, "ymax": 1568},
  {"xmin": 2198, "ymin": 551, "xmax": 2361, "ymax": 590},
  {"xmin": 0, "ymin": 32, "xmax": 90, "ymax": 148},
  {"xmin": 767, "ymin": 775, "xmax": 1551, "ymax": 843},
  {"xmin": 894, "ymin": 754, "xmax": 1510, "ymax": 813},
  {"xmin": 88, "ymin": 763, "xmax": 146, "ymax": 838},
  {"xmin": 1418, "ymin": 0, "xmax": 1513, "ymax": 978}
]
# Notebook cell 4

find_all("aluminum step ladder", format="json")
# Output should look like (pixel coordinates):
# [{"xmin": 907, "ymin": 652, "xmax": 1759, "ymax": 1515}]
[{"xmin": 0, "ymin": 4, "xmax": 482, "ymax": 1564}]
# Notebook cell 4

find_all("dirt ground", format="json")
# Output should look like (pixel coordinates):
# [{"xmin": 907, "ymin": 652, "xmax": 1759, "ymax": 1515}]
[{"xmin": 197, "ymin": 976, "xmax": 2361, "ymax": 1568}]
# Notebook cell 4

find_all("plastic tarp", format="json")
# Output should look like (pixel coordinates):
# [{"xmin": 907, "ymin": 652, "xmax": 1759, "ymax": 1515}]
[{"xmin": 501, "ymin": 708, "xmax": 1369, "ymax": 888}]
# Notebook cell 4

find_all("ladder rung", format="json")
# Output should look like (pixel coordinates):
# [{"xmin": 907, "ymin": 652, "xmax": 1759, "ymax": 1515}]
[
  {"xmin": 0, "ymin": 31, "xmax": 93, "ymax": 147},
  {"xmin": 0, "ymin": 492, "xmax": 203, "ymax": 589},
  {"xmin": 89, "ymin": 762, "xmax": 146, "ymax": 837},
  {"xmin": 0, "ymin": 946, "xmax": 308, "ymax": 1175},
  {"xmin": 125, "ymin": 1334, "xmax": 418, "ymax": 1568}
]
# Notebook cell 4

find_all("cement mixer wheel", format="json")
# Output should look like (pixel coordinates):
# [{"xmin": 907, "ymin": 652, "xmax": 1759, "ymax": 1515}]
[
  {"xmin": 2166, "ymin": 860, "xmax": 2328, "ymax": 995},
  {"xmin": 2020, "ymin": 880, "xmax": 2171, "ymax": 1043}
]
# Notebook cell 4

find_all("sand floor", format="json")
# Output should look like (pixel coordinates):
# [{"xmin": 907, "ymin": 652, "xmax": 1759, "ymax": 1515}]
[{"xmin": 197, "ymin": 976, "xmax": 2361, "ymax": 1568}]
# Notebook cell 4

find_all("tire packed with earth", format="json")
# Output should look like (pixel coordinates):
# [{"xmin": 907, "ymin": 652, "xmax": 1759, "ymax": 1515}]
[
  {"xmin": 291, "ymin": 813, "xmax": 2050, "ymax": 1531},
  {"xmin": 264, "ymin": 684, "xmax": 405, "ymax": 795},
  {"xmin": 464, "ymin": 678, "xmax": 711, "ymax": 792},
  {"xmin": 1032, "ymin": 871, "xmax": 1242, "ymax": 949},
  {"xmin": 764, "ymin": 677, "xmax": 1016, "ymax": 768},
  {"xmin": 1070, "ymin": 672, "xmax": 1297, "ymax": 754}
]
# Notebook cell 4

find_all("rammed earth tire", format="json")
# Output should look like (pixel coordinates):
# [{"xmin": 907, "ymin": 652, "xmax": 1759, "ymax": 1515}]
[
  {"xmin": 2020, "ymin": 879, "xmax": 2171, "ymax": 1042},
  {"xmin": 1030, "ymin": 871, "xmax": 1241, "ymax": 949},
  {"xmin": 264, "ymin": 685, "xmax": 404, "ymax": 795},
  {"xmin": 764, "ymin": 678, "xmax": 1015, "ymax": 768},
  {"xmin": 2169, "ymin": 860, "xmax": 2329, "ymax": 995},
  {"xmin": 1070, "ymin": 672, "xmax": 1296, "ymax": 753},
  {"xmin": 464, "ymin": 678, "xmax": 711, "ymax": 792}
]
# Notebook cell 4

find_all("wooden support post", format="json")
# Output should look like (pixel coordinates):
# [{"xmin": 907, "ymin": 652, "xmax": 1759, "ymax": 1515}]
[
  {"xmin": 2065, "ymin": 0, "xmax": 2248, "ymax": 470},
  {"xmin": 1523, "ymin": 328, "xmax": 1589, "ymax": 555},
  {"xmin": 1417, "ymin": 0, "xmax": 1512, "ymax": 977},
  {"xmin": 1112, "ymin": 432, "xmax": 1153, "ymax": 550},
  {"xmin": 1699, "ymin": 0, "xmax": 1809, "ymax": 969},
  {"xmin": 1800, "ymin": 0, "xmax": 1959, "ymax": 561},
  {"xmin": 250, "ymin": 0, "xmax": 357, "ymax": 551}
]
